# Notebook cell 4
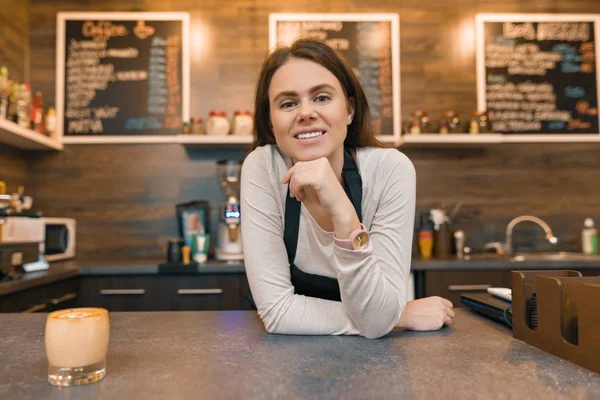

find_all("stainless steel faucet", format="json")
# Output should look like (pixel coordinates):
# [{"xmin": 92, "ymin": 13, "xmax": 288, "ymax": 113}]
[{"xmin": 484, "ymin": 215, "xmax": 558, "ymax": 256}]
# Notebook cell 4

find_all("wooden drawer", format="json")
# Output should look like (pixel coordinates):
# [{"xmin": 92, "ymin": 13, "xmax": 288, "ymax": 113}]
[
  {"xmin": 425, "ymin": 270, "xmax": 511, "ymax": 307},
  {"xmin": 78, "ymin": 275, "xmax": 157, "ymax": 312},
  {"xmin": 78, "ymin": 274, "xmax": 251, "ymax": 312},
  {"xmin": 161, "ymin": 274, "xmax": 248, "ymax": 311},
  {"xmin": 0, "ymin": 277, "xmax": 80, "ymax": 313}
]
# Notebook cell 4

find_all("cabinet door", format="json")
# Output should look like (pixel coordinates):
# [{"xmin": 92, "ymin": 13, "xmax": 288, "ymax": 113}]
[
  {"xmin": 78, "ymin": 276, "xmax": 156, "ymax": 312},
  {"xmin": 0, "ymin": 278, "xmax": 80, "ymax": 313},
  {"xmin": 425, "ymin": 270, "xmax": 511, "ymax": 307},
  {"xmin": 78, "ymin": 274, "xmax": 251, "ymax": 312},
  {"xmin": 162, "ymin": 274, "xmax": 249, "ymax": 311}
]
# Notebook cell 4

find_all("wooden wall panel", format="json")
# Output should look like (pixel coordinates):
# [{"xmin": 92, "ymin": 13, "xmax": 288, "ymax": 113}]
[
  {"xmin": 0, "ymin": 0, "xmax": 30, "ymax": 82},
  {"xmin": 19, "ymin": 0, "xmax": 600, "ymax": 262},
  {"xmin": 0, "ymin": 144, "xmax": 27, "ymax": 190},
  {"xmin": 25, "ymin": 145, "xmax": 247, "ymax": 261}
]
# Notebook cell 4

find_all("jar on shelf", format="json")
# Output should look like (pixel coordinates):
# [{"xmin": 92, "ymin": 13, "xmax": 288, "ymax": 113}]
[
  {"xmin": 469, "ymin": 110, "xmax": 491, "ymax": 134},
  {"xmin": 182, "ymin": 121, "xmax": 193, "ymax": 135},
  {"xmin": 207, "ymin": 110, "xmax": 230, "ymax": 135},
  {"xmin": 439, "ymin": 111, "xmax": 461, "ymax": 134},
  {"xmin": 192, "ymin": 117, "xmax": 205, "ymax": 135},
  {"xmin": 408, "ymin": 110, "xmax": 430, "ymax": 134},
  {"xmin": 232, "ymin": 110, "xmax": 253, "ymax": 136}
]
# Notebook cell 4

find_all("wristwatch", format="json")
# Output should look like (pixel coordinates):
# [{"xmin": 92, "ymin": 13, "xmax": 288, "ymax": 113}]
[{"xmin": 333, "ymin": 224, "xmax": 369, "ymax": 250}]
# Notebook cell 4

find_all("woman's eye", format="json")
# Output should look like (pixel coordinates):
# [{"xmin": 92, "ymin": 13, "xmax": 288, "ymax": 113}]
[
  {"xmin": 280, "ymin": 101, "xmax": 296, "ymax": 109},
  {"xmin": 314, "ymin": 94, "xmax": 331, "ymax": 103}
]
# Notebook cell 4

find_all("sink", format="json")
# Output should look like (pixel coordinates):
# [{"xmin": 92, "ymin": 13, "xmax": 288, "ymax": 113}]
[
  {"xmin": 465, "ymin": 252, "xmax": 600, "ymax": 262},
  {"xmin": 510, "ymin": 252, "xmax": 600, "ymax": 262},
  {"xmin": 464, "ymin": 253, "xmax": 508, "ymax": 261}
]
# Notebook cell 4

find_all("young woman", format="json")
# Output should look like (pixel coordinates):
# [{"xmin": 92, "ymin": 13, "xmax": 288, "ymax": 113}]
[{"xmin": 241, "ymin": 38, "xmax": 454, "ymax": 339}]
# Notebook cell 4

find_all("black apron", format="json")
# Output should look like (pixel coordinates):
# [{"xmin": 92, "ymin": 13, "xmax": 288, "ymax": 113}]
[{"xmin": 244, "ymin": 149, "xmax": 363, "ymax": 309}]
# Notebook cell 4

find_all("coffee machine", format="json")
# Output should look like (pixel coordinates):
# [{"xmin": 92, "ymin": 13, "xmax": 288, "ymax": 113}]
[{"xmin": 215, "ymin": 160, "xmax": 244, "ymax": 261}]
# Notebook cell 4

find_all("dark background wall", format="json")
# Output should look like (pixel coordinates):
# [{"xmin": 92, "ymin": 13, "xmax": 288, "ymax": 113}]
[
  {"xmin": 0, "ymin": 0, "xmax": 29, "ymax": 83},
  {"xmin": 2, "ymin": 0, "xmax": 600, "ymax": 262}
]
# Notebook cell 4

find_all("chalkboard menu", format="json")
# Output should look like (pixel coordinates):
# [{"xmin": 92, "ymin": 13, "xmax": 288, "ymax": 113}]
[
  {"xmin": 269, "ymin": 14, "xmax": 401, "ymax": 143},
  {"xmin": 56, "ymin": 12, "xmax": 190, "ymax": 143},
  {"xmin": 476, "ymin": 14, "xmax": 600, "ymax": 134}
]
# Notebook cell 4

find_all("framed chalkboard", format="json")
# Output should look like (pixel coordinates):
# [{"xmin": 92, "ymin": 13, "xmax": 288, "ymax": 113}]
[
  {"xmin": 476, "ymin": 14, "xmax": 600, "ymax": 134},
  {"xmin": 269, "ymin": 13, "xmax": 401, "ymax": 144},
  {"xmin": 56, "ymin": 12, "xmax": 190, "ymax": 143}
]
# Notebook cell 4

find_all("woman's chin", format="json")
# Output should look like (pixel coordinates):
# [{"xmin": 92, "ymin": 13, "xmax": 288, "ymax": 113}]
[{"xmin": 292, "ymin": 148, "xmax": 331, "ymax": 162}]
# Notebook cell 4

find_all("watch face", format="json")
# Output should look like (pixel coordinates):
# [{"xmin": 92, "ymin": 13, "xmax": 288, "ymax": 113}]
[{"xmin": 353, "ymin": 231, "xmax": 369, "ymax": 250}]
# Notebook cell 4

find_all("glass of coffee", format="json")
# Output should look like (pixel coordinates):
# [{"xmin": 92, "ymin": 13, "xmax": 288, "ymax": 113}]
[{"xmin": 45, "ymin": 308, "xmax": 110, "ymax": 387}]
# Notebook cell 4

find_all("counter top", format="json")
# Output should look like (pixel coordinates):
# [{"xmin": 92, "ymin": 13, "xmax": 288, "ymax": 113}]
[
  {"xmin": 0, "ymin": 260, "xmax": 245, "ymax": 296},
  {"xmin": 2, "ymin": 257, "xmax": 600, "ymax": 297},
  {"xmin": 1, "ymin": 309, "xmax": 598, "ymax": 399},
  {"xmin": 0, "ymin": 264, "xmax": 80, "ymax": 296},
  {"xmin": 411, "ymin": 257, "xmax": 600, "ymax": 270}
]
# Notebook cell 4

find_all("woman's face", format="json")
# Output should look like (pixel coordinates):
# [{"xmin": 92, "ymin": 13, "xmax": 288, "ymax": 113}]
[{"xmin": 268, "ymin": 58, "xmax": 354, "ymax": 163}]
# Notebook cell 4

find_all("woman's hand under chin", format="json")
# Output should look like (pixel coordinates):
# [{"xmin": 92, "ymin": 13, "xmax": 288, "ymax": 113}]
[
  {"xmin": 281, "ymin": 157, "xmax": 351, "ymax": 219},
  {"xmin": 396, "ymin": 296, "xmax": 455, "ymax": 331}
]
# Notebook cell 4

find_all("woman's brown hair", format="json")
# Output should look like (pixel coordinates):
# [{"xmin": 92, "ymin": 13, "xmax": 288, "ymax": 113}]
[{"xmin": 250, "ymin": 38, "xmax": 383, "ymax": 152}]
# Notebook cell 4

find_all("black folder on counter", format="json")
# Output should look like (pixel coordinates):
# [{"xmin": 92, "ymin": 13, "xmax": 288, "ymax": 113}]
[{"xmin": 460, "ymin": 292, "xmax": 513, "ymax": 327}]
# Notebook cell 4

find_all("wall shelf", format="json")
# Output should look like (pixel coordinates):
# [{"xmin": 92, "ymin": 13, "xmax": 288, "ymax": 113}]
[
  {"xmin": 177, "ymin": 135, "xmax": 253, "ymax": 146},
  {"xmin": 401, "ymin": 134, "xmax": 502, "ymax": 145},
  {"xmin": 0, "ymin": 119, "xmax": 63, "ymax": 151},
  {"xmin": 400, "ymin": 133, "xmax": 600, "ymax": 146}
]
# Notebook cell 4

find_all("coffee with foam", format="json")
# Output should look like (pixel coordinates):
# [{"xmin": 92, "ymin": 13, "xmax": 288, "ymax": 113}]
[{"xmin": 46, "ymin": 308, "xmax": 109, "ymax": 368}]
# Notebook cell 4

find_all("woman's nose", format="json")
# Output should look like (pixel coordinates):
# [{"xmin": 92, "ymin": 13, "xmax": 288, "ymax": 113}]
[{"xmin": 296, "ymin": 99, "xmax": 317, "ymax": 121}]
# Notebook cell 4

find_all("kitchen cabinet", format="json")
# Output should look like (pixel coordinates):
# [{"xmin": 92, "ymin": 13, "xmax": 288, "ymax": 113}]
[
  {"xmin": 423, "ymin": 268, "xmax": 600, "ymax": 306},
  {"xmin": 78, "ymin": 274, "xmax": 252, "ymax": 312},
  {"xmin": 0, "ymin": 273, "xmax": 253, "ymax": 313},
  {"xmin": 0, "ymin": 278, "xmax": 79, "ymax": 313},
  {"xmin": 424, "ymin": 270, "xmax": 511, "ymax": 306}
]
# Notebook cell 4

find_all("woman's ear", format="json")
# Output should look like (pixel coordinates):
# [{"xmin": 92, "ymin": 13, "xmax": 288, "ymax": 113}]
[{"xmin": 347, "ymin": 97, "xmax": 356, "ymax": 125}]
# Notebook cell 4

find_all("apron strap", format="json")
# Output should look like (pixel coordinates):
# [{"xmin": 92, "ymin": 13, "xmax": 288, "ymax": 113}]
[{"xmin": 284, "ymin": 149, "xmax": 362, "ymax": 266}]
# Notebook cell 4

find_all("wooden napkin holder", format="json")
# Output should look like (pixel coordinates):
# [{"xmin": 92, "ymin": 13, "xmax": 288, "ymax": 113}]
[{"xmin": 512, "ymin": 270, "xmax": 600, "ymax": 374}]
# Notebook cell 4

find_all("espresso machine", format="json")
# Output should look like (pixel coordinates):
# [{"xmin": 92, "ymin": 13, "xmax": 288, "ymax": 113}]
[{"xmin": 215, "ymin": 160, "xmax": 244, "ymax": 261}]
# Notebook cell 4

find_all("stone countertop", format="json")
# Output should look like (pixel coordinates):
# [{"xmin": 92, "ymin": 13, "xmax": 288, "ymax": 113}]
[
  {"xmin": 411, "ymin": 257, "xmax": 600, "ymax": 270},
  {"xmin": 0, "ymin": 260, "xmax": 245, "ymax": 296},
  {"xmin": 0, "ymin": 309, "xmax": 598, "ymax": 399},
  {"xmin": 2, "ymin": 257, "xmax": 600, "ymax": 297}
]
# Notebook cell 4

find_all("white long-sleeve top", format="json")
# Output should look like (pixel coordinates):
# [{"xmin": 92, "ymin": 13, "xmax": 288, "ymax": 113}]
[{"xmin": 240, "ymin": 145, "xmax": 416, "ymax": 339}]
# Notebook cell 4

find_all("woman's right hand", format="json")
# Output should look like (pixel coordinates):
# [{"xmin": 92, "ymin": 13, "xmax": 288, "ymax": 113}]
[{"xmin": 396, "ymin": 296, "xmax": 454, "ymax": 331}]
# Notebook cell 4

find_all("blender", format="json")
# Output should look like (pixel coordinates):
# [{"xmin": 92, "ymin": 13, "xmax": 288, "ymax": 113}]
[{"xmin": 215, "ymin": 160, "xmax": 244, "ymax": 261}]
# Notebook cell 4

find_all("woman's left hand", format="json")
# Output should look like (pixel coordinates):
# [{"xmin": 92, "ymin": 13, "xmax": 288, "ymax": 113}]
[{"xmin": 281, "ymin": 157, "xmax": 349, "ymax": 219}]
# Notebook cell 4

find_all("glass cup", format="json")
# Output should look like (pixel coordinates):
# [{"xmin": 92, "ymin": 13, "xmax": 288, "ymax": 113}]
[{"xmin": 45, "ymin": 308, "xmax": 110, "ymax": 387}]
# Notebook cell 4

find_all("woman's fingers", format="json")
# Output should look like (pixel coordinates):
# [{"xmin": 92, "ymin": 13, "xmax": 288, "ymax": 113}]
[
  {"xmin": 444, "ymin": 315, "xmax": 453, "ymax": 325},
  {"xmin": 441, "ymin": 298, "xmax": 453, "ymax": 309},
  {"xmin": 281, "ymin": 163, "xmax": 298, "ymax": 184},
  {"xmin": 446, "ymin": 307, "xmax": 455, "ymax": 319}
]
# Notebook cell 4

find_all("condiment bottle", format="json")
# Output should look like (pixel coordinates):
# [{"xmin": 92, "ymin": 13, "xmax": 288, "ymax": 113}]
[
  {"xmin": 45, "ymin": 107, "xmax": 57, "ymax": 139},
  {"xmin": 408, "ymin": 110, "xmax": 429, "ymax": 134},
  {"xmin": 582, "ymin": 218, "xmax": 598, "ymax": 255},
  {"xmin": 30, "ymin": 91, "xmax": 44, "ymax": 134},
  {"xmin": 440, "ymin": 110, "xmax": 461, "ymax": 134},
  {"xmin": 192, "ymin": 117, "xmax": 205, "ymax": 135},
  {"xmin": 469, "ymin": 111, "xmax": 480, "ymax": 134}
]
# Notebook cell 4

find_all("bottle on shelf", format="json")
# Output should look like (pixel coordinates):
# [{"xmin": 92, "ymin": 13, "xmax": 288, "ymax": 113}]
[
  {"xmin": 16, "ymin": 82, "xmax": 31, "ymax": 129},
  {"xmin": 8, "ymin": 82, "xmax": 19, "ymax": 123},
  {"xmin": 45, "ymin": 107, "xmax": 57, "ymax": 139},
  {"xmin": 582, "ymin": 218, "xmax": 598, "ymax": 255},
  {"xmin": 30, "ymin": 91, "xmax": 44, "ymax": 134},
  {"xmin": 0, "ymin": 66, "xmax": 8, "ymax": 119}
]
